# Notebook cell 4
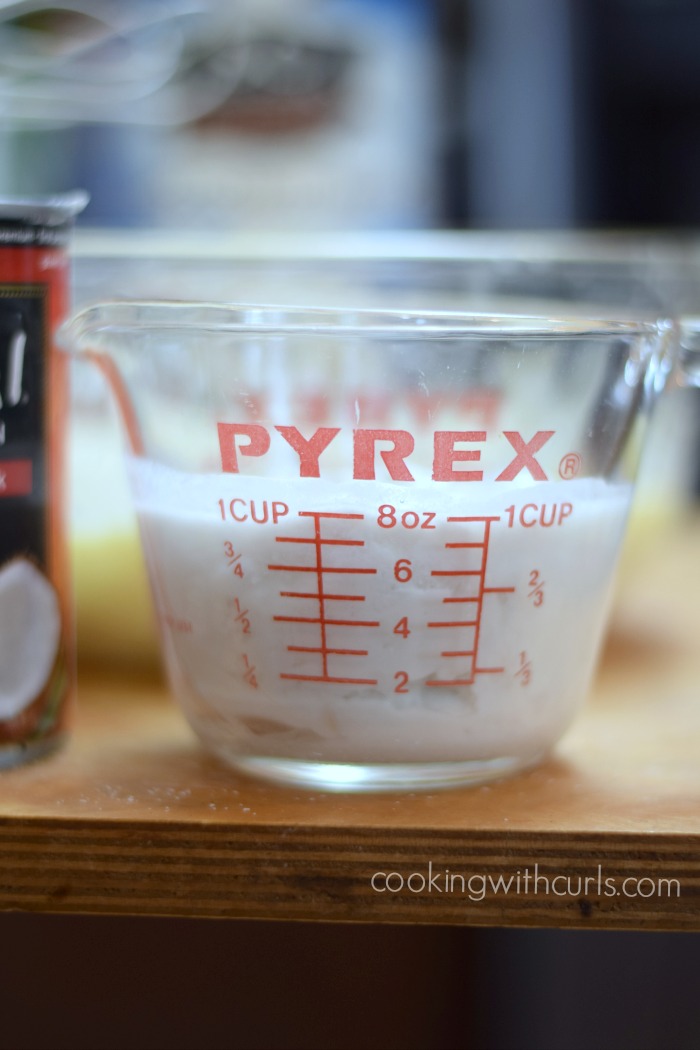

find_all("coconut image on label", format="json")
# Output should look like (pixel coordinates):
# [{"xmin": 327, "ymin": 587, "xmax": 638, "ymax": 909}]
[{"xmin": 0, "ymin": 557, "xmax": 61, "ymax": 720}]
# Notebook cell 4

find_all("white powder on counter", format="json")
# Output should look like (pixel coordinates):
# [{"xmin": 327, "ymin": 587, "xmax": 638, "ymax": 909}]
[{"xmin": 129, "ymin": 458, "xmax": 631, "ymax": 771}]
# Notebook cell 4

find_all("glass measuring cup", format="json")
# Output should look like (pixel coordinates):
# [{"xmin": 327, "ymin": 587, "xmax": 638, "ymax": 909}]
[{"xmin": 60, "ymin": 302, "xmax": 687, "ymax": 791}]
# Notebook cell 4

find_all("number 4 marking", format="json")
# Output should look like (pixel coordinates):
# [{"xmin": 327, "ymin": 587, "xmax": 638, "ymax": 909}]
[{"xmin": 393, "ymin": 617, "xmax": 410, "ymax": 639}]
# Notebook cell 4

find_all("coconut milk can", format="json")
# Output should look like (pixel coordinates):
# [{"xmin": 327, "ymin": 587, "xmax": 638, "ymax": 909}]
[{"xmin": 0, "ymin": 193, "xmax": 85, "ymax": 767}]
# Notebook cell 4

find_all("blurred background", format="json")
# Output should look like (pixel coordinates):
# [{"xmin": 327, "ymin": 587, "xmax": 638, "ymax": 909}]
[
  {"xmin": 2, "ymin": 2, "xmax": 700, "ymax": 1049},
  {"xmin": 2, "ymin": 0, "xmax": 700, "ymax": 231}
]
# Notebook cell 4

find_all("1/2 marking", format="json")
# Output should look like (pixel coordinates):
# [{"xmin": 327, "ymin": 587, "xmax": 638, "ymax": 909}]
[{"xmin": 233, "ymin": 597, "xmax": 251, "ymax": 634}]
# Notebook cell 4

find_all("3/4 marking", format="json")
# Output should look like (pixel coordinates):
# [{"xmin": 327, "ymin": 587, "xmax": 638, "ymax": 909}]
[{"xmin": 224, "ymin": 541, "xmax": 244, "ymax": 577}]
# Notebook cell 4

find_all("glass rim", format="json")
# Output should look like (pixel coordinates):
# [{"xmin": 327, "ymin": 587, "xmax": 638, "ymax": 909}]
[{"xmin": 63, "ymin": 299, "xmax": 671, "ymax": 341}]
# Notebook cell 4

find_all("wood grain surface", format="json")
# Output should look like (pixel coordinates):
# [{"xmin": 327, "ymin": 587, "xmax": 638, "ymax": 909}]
[{"xmin": 1, "ymin": 516, "xmax": 699, "ymax": 930}]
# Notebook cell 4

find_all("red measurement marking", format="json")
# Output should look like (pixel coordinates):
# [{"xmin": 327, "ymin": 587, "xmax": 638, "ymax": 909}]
[
  {"xmin": 278, "ymin": 590, "xmax": 366, "ymax": 601},
  {"xmin": 275, "ymin": 615, "xmax": 379, "ymax": 627},
  {"xmin": 427, "ymin": 678, "xmax": 476, "ymax": 688},
  {"xmin": 268, "ymin": 563, "xmax": 376, "ymax": 575},
  {"xmin": 427, "ymin": 514, "xmax": 514, "ymax": 688},
  {"xmin": 242, "ymin": 653, "xmax": 258, "ymax": 688},
  {"xmin": 225, "ymin": 546, "xmax": 245, "ymax": 578},
  {"xmin": 515, "ymin": 652, "xmax": 532, "ymax": 685},
  {"xmin": 270, "ymin": 511, "xmax": 378, "ymax": 685},
  {"xmin": 427, "ymin": 619, "xmax": 478, "ymax": 628},
  {"xmin": 287, "ymin": 645, "xmax": 369, "ymax": 657},
  {"xmin": 280, "ymin": 673, "xmax": 378, "ymax": 685},
  {"xmin": 431, "ymin": 568, "xmax": 483, "ymax": 577},
  {"xmin": 164, "ymin": 614, "xmax": 193, "ymax": 634},
  {"xmin": 528, "ymin": 569, "xmax": 545, "ymax": 606},
  {"xmin": 427, "ymin": 666, "xmax": 505, "ymax": 688},
  {"xmin": 449, "ymin": 515, "xmax": 503, "ymax": 524},
  {"xmin": 277, "ymin": 536, "xmax": 365, "ymax": 547}
]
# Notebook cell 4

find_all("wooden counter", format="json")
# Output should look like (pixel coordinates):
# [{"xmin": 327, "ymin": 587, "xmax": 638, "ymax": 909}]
[{"xmin": 1, "ymin": 516, "xmax": 699, "ymax": 931}]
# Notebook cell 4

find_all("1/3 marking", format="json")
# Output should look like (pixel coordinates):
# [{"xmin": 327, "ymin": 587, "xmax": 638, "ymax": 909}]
[{"xmin": 515, "ymin": 651, "xmax": 532, "ymax": 686}]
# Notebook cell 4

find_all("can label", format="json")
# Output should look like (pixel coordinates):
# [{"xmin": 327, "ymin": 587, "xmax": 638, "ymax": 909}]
[{"xmin": 0, "ymin": 224, "xmax": 72, "ymax": 762}]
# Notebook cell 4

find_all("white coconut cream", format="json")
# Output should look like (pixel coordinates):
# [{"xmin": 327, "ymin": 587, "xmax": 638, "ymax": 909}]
[{"xmin": 128, "ymin": 457, "xmax": 631, "ymax": 781}]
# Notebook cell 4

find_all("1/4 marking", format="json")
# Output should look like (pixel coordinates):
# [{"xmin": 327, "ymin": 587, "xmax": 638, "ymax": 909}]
[{"xmin": 242, "ymin": 654, "xmax": 258, "ymax": 688}]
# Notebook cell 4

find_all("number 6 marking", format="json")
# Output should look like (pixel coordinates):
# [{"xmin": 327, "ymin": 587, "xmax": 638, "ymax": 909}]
[{"xmin": 394, "ymin": 559, "xmax": 412, "ymax": 582}]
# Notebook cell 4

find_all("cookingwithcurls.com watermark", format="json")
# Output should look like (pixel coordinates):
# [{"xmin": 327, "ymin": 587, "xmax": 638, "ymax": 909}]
[{"xmin": 369, "ymin": 863, "xmax": 681, "ymax": 902}]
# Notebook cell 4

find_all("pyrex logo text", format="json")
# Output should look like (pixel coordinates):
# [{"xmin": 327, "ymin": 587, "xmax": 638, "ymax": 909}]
[{"xmin": 217, "ymin": 424, "xmax": 556, "ymax": 482}]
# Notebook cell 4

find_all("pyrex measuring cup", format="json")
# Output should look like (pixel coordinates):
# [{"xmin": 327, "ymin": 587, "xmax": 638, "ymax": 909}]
[{"xmin": 60, "ymin": 302, "xmax": 686, "ymax": 791}]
